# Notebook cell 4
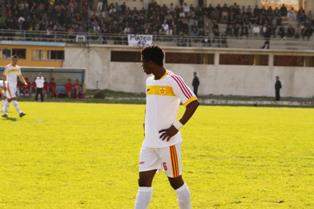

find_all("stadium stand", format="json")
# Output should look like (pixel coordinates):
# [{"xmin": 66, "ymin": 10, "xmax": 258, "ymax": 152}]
[{"xmin": 0, "ymin": 0, "xmax": 313, "ymax": 48}]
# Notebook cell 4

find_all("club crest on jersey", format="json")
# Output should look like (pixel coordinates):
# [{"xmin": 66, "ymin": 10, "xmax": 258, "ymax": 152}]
[{"xmin": 159, "ymin": 87, "xmax": 167, "ymax": 95}]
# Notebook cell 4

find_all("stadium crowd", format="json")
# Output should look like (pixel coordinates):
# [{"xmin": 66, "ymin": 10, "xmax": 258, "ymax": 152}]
[{"xmin": 0, "ymin": 0, "xmax": 313, "ymax": 40}]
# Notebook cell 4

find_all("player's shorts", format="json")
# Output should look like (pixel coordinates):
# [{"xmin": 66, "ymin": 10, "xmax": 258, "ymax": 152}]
[
  {"xmin": 139, "ymin": 143, "xmax": 182, "ymax": 178},
  {"xmin": 5, "ymin": 84, "xmax": 17, "ymax": 99}
]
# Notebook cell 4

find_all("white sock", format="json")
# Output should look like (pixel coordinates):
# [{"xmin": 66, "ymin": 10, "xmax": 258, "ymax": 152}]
[
  {"xmin": 4, "ymin": 100, "xmax": 10, "ymax": 114},
  {"xmin": 13, "ymin": 100, "xmax": 22, "ymax": 114},
  {"xmin": 134, "ymin": 187, "xmax": 152, "ymax": 209},
  {"xmin": 176, "ymin": 184, "xmax": 191, "ymax": 209},
  {"xmin": 2, "ymin": 99, "xmax": 6, "ymax": 114}
]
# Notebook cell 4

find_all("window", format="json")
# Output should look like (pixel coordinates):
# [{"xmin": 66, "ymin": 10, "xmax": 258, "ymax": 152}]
[
  {"xmin": 0, "ymin": 48, "xmax": 26, "ymax": 59},
  {"xmin": 111, "ymin": 51, "xmax": 141, "ymax": 62},
  {"xmin": 32, "ymin": 50, "xmax": 64, "ymax": 60},
  {"xmin": 274, "ymin": 55, "xmax": 304, "ymax": 67},
  {"xmin": 49, "ymin": 50, "xmax": 64, "ymax": 60},
  {"xmin": 165, "ymin": 53, "xmax": 214, "ymax": 64},
  {"xmin": 32, "ymin": 50, "xmax": 42, "ymax": 60},
  {"xmin": 12, "ymin": 48, "xmax": 26, "ymax": 59},
  {"xmin": 254, "ymin": 55, "xmax": 269, "ymax": 66},
  {"xmin": 220, "ymin": 54, "xmax": 255, "ymax": 65},
  {"xmin": 304, "ymin": 56, "xmax": 314, "ymax": 67},
  {"xmin": 2, "ymin": 48, "xmax": 11, "ymax": 59}
]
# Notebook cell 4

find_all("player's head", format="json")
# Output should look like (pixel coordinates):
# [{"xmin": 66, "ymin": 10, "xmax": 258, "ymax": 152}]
[
  {"xmin": 141, "ymin": 45, "xmax": 164, "ymax": 74},
  {"xmin": 12, "ymin": 55, "xmax": 18, "ymax": 65}
]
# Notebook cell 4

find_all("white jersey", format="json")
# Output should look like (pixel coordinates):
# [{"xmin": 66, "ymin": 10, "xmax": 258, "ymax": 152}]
[
  {"xmin": 3, "ymin": 64, "xmax": 21, "ymax": 86},
  {"xmin": 35, "ymin": 76, "xmax": 45, "ymax": 88},
  {"xmin": 143, "ymin": 70, "xmax": 197, "ymax": 148}
]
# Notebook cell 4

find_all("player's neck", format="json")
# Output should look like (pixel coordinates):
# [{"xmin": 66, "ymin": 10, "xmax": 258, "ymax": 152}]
[{"xmin": 154, "ymin": 67, "xmax": 166, "ymax": 80}]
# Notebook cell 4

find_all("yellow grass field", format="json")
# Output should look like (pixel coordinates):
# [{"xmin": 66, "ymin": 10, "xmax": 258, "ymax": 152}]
[{"xmin": 0, "ymin": 102, "xmax": 313, "ymax": 209}]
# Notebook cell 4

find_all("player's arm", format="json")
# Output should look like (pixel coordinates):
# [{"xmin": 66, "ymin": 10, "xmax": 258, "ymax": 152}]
[
  {"xmin": 18, "ymin": 74, "xmax": 27, "ymax": 85},
  {"xmin": 2, "ymin": 70, "xmax": 7, "ymax": 90},
  {"xmin": 159, "ymin": 100, "xmax": 199, "ymax": 141},
  {"xmin": 178, "ymin": 100, "xmax": 199, "ymax": 125}
]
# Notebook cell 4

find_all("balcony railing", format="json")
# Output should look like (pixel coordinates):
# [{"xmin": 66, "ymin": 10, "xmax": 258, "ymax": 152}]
[{"xmin": 0, "ymin": 29, "xmax": 313, "ymax": 50}]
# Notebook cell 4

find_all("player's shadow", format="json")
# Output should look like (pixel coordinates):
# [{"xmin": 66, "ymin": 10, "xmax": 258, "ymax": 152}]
[{"xmin": 3, "ymin": 117, "xmax": 17, "ymax": 122}]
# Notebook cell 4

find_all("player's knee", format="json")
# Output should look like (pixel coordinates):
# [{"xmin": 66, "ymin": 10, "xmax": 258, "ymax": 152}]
[{"xmin": 168, "ymin": 176, "xmax": 184, "ymax": 190}]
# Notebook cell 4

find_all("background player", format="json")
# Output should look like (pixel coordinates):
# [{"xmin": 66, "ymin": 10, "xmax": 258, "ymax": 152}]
[
  {"xmin": 0, "ymin": 79, "xmax": 6, "ymax": 115},
  {"xmin": 2, "ymin": 55, "xmax": 27, "ymax": 118}
]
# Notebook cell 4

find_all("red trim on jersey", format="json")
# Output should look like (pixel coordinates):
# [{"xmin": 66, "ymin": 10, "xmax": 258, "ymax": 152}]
[
  {"xmin": 170, "ymin": 74, "xmax": 192, "ymax": 98},
  {"xmin": 175, "ymin": 75, "xmax": 193, "ymax": 97}
]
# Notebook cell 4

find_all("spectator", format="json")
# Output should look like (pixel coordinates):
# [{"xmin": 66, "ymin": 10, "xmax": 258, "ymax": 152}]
[
  {"xmin": 280, "ymin": 4, "xmax": 288, "ymax": 17},
  {"xmin": 35, "ymin": 73, "xmax": 45, "ymax": 102},
  {"xmin": 278, "ymin": 26, "xmax": 286, "ymax": 39},
  {"xmin": 261, "ymin": 24, "xmax": 272, "ymax": 49},
  {"xmin": 49, "ymin": 78, "xmax": 57, "ymax": 98},
  {"xmin": 22, "ymin": 77, "xmax": 31, "ymax": 97},
  {"xmin": 31, "ymin": 78, "xmax": 36, "ymax": 95},
  {"xmin": 202, "ymin": 37, "xmax": 211, "ymax": 47},
  {"xmin": 65, "ymin": 79, "xmax": 73, "ymax": 98},
  {"xmin": 0, "ymin": 1, "xmax": 312, "ymax": 44},
  {"xmin": 73, "ymin": 79, "xmax": 81, "ymax": 99},
  {"xmin": 252, "ymin": 24, "xmax": 260, "ymax": 36},
  {"xmin": 287, "ymin": 25, "xmax": 296, "ymax": 38},
  {"xmin": 275, "ymin": 76, "xmax": 282, "ymax": 101},
  {"xmin": 44, "ymin": 80, "xmax": 49, "ymax": 97},
  {"xmin": 192, "ymin": 72, "xmax": 200, "ymax": 96}
]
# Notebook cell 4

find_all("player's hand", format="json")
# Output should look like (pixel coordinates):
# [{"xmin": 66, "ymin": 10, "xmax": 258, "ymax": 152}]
[
  {"xmin": 24, "ymin": 82, "xmax": 28, "ymax": 86},
  {"xmin": 159, "ymin": 125, "xmax": 178, "ymax": 141}
]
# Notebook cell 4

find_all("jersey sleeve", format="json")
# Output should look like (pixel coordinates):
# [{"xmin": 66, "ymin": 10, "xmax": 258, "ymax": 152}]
[
  {"xmin": 17, "ymin": 67, "xmax": 21, "ymax": 76},
  {"xmin": 3, "ymin": 66, "xmax": 8, "ymax": 76},
  {"xmin": 169, "ymin": 74, "xmax": 197, "ymax": 106}
]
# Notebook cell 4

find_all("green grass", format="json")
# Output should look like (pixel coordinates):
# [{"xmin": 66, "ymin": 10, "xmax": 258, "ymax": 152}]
[{"xmin": 0, "ymin": 102, "xmax": 313, "ymax": 209}]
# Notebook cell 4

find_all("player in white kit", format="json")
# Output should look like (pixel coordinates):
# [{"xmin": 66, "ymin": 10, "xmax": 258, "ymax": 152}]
[
  {"xmin": 134, "ymin": 46, "xmax": 199, "ymax": 209},
  {"xmin": 2, "ymin": 55, "xmax": 27, "ymax": 118},
  {"xmin": 0, "ymin": 80, "xmax": 7, "ymax": 115}
]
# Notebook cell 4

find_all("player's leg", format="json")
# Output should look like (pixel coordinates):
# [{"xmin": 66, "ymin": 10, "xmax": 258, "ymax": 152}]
[
  {"xmin": 161, "ymin": 144, "xmax": 191, "ymax": 209},
  {"xmin": 3, "ymin": 87, "xmax": 13, "ymax": 117},
  {"xmin": 9, "ymin": 85, "xmax": 24, "ymax": 116},
  {"xmin": 135, "ymin": 147, "xmax": 160, "ymax": 209},
  {"xmin": 1, "ymin": 95, "xmax": 6, "ymax": 116},
  {"xmin": 35, "ymin": 88, "xmax": 39, "ymax": 101}
]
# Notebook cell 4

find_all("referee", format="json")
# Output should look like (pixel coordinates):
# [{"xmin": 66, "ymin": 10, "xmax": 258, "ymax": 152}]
[{"xmin": 35, "ymin": 73, "xmax": 45, "ymax": 102}]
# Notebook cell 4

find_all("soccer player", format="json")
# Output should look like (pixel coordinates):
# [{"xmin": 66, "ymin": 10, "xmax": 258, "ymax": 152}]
[
  {"xmin": 134, "ymin": 46, "xmax": 199, "ymax": 209},
  {"xmin": 0, "ymin": 80, "xmax": 6, "ymax": 115},
  {"xmin": 2, "ymin": 55, "xmax": 27, "ymax": 118}
]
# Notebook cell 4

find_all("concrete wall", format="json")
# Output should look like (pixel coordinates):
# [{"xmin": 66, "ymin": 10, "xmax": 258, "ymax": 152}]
[{"xmin": 64, "ymin": 45, "xmax": 314, "ymax": 98}]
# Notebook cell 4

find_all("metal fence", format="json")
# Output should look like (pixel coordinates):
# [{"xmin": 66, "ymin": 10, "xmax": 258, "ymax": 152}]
[{"xmin": 0, "ymin": 29, "xmax": 313, "ymax": 49}]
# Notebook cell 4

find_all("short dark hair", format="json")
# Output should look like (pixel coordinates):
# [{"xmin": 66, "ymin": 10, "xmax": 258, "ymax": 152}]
[
  {"xmin": 12, "ymin": 55, "xmax": 18, "ymax": 59},
  {"xmin": 141, "ymin": 45, "xmax": 164, "ymax": 66}
]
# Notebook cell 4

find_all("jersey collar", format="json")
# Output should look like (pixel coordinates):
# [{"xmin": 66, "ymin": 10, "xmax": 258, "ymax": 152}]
[{"xmin": 157, "ymin": 70, "xmax": 169, "ymax": 80}]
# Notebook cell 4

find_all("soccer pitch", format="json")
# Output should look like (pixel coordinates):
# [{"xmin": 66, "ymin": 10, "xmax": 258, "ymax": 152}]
[{"xmin": 0, "ymin": 102, "xmax": 313, "ymax": 209}]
